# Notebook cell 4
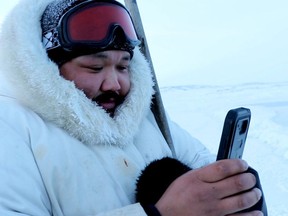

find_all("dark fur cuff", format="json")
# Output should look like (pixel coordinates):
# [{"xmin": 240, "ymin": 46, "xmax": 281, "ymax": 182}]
[
  {"xmin": 135, "ymin": 157, "xmax": 191, "ymax": 206},
  {"xmin": 142, "ymin": 204, "xmax": 162, "ymax": 216}
]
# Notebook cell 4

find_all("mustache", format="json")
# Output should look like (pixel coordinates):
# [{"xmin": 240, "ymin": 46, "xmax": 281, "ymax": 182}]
[{"xmin": 93, "ymin": 91, "xmax": 125, "ymax": 106}]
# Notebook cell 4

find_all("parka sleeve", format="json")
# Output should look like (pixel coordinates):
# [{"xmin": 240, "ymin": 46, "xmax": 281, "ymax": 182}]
[
  {"xmin": 167, "ymin": 118, "xmax": 216, "ymax": 169},
  {"xmin": 96, "ymin": 203, "xmax": 147, "ymax": 216},
  {"xmin": 0, "ymin": 118, "xmax": 52, "ymax": 216}
]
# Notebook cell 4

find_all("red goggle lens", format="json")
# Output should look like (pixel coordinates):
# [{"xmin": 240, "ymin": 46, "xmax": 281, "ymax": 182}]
[{"xmin": 61, "ymin": 3, "xmax": 138, "ymax": 45}]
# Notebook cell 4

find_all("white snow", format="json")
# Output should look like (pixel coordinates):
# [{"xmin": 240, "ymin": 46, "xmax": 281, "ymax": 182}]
[{"xmin": 160, "ymin": 81, "xmax": 288, "ymax": 216}]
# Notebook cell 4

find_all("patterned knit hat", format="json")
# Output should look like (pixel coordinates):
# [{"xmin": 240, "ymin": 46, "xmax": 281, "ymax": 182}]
[{"xmin": 41, "ymin": 0, "xmax": 140, "ymax": 66}]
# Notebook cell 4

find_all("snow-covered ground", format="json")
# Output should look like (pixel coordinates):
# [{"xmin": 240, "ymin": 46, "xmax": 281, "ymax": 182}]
[{"xmin": 160, "ymin": 81, "xmax": 288, "ymax": 216}]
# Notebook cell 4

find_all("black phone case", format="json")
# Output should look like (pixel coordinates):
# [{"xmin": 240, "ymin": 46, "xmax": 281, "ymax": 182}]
[
  {"xmin": 217, "ymin": 107, "xmax": 268, "ymax": 215},
  {"xmin": 217, "ymin": 107, "xmax": 251, "ymax": 160}
]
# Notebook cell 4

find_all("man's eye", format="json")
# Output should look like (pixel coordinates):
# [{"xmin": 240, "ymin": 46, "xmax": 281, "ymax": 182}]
[
  {"xmin": 87, "ymin": 67, "xmax": 102, "ymax": 72},
  {"xmin": 118, "ymin": 66, "xmax": 128, "ymax": 71},
  {"xmin": 94, "ymin": 67, "xmax": 103, "ymax": 71}
]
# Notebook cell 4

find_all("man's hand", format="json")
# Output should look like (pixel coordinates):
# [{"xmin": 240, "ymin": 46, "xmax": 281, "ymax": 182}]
[{"xmin": 155, "ymin": 159, "xmax": 263, "ymax": 216}]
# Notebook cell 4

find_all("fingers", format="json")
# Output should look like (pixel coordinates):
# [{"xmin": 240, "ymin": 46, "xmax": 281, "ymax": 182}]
[
  {"xmin": 231, "ymin": 211, "xmax": 264, "ymax": 216},
  {"xmin": 220, "ymin": 188, "xmax": 263, "ymax": 215},
  {"xmin": 213, "ymin": 172, "xmax": 257, "ymax": 199},
  {"xmin": 155, "ymin": 159, "xmax": 263, "ymax": 216},
  {"xmin": 197, "ymin": 159, "xmax": 249, "ymax": 183}
]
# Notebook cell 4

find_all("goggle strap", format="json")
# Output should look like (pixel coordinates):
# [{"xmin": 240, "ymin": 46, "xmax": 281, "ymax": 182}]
[{"xmin": 43, "ymin": 28, "xmax": 61, "ymax": 50}]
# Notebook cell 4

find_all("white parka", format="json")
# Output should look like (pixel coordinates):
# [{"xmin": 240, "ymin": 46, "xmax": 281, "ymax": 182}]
[{"xmin": 0, "ymin": 0, "xmax": 214, "ymax": 215}]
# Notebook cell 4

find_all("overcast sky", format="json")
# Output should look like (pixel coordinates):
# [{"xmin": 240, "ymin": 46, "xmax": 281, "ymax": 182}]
[{"xmin": 1, "ymin": 0, "xmax": 288, "ymax": 86}]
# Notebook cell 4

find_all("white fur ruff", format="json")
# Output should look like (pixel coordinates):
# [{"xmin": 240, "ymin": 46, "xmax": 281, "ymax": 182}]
[{"xmin": 0, "ymin": 0, "xmax": 155, "ymax": 147}]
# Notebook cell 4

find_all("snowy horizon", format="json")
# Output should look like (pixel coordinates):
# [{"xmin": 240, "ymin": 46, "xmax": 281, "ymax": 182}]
[{"xmin": 1, "ymin": 0, "xmax": 288, "ymax": 86}]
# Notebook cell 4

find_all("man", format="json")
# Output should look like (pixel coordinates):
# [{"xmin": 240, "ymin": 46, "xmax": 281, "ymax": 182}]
[{"xmin": 0, "ymin": 0, "xmax": 263, "ymax": 215}]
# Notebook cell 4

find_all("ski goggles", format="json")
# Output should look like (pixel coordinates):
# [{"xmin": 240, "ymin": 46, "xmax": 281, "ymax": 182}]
[{"xmin": 43, "ymin": 0, "xmax": 140, "ymax": 52}]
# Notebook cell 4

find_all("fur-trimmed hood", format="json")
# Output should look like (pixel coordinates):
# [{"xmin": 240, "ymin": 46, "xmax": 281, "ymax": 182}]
[{"xmin": 0, "ymin": 0, "xmax": 154, "ymax": 147}]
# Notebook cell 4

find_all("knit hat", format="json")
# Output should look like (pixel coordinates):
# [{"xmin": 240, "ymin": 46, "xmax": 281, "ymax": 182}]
[{"xmin": 41, "ymin": 0, "xmax": 140, "ymax": 66}]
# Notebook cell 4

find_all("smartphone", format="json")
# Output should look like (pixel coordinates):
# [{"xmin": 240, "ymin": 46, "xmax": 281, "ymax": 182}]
[{"xmin": 216, "ymin": 107, "xmax": 251, "ymax": 160}]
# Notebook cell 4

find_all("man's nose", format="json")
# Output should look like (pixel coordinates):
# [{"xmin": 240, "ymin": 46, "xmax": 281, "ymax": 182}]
[{"xmin": 101, "ymin": 70, "xmax": 121, "ymax": 92}]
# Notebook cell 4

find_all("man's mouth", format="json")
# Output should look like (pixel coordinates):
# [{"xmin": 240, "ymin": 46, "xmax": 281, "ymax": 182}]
[{"xmin": 93, "ymin": 92, "xmax": 124, "ymax": 114}]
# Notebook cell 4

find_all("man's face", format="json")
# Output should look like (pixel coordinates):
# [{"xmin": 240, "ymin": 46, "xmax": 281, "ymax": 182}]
[{"xmin": 60, "ymin": 50, "xmax": 131, "ymax": 115}]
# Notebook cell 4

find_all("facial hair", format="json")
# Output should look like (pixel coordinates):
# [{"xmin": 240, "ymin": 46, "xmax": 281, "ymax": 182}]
[{"xmin": 93, "ymin": 91, "xmax": 125, "ymax": 116}]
